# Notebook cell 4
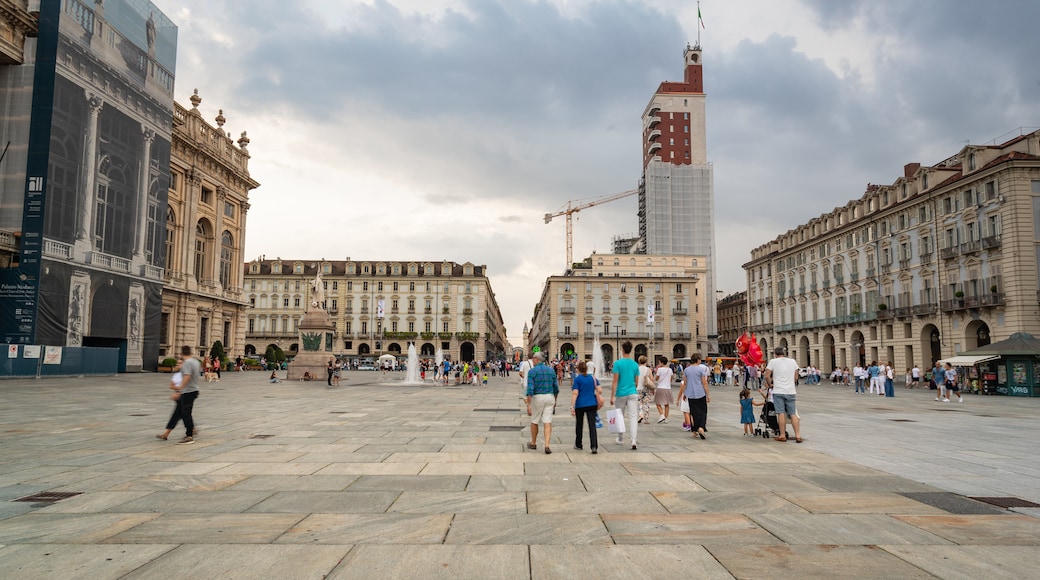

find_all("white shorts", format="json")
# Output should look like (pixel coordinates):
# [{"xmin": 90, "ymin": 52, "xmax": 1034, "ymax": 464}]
[{"xmin": 530, "ymin": 394, "xmax": 556, "ymax": 425}]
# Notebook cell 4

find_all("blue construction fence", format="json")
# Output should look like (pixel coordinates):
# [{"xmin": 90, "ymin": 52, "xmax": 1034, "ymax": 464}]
[{"xmin": 0, "ymin": 344, "xmax": 119, "ymax": 378}]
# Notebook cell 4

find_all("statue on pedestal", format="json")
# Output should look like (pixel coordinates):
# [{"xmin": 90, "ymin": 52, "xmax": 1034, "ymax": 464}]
[{"xmin": 310, "ymin": 271, "xmax": 325, "ymax": 311}]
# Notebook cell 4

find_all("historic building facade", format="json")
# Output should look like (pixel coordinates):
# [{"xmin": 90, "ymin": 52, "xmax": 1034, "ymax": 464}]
[
  {"xmin": 716, "ymin": 290, "xmax": 747, "ymax": 356},
  {"xmin": 160, "ymin": 94, "xmax": 259, "ymax": 360},
  {"xmin": 0, "ymin": 0, "xmax": 176, "ymax": 371},
  {"xmin": 745, "ymin": 130, "xmax": 1040, "ymax": 372},
  {"xmin": 528, "ymin": 253, "xmax": 709, "ymax": 363},
  {"xmin": 243, "ymin": 259, "xmax": 509, "ymax": 363}
]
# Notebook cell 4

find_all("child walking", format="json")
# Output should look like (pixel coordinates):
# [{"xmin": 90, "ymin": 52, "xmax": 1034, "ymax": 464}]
[{"xmin": 740, "ymin": 388, "xmax": 762, "ymax": 436}]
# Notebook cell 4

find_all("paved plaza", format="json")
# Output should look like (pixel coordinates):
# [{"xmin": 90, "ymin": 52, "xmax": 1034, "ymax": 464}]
[{"xmin": 1, "ymin": 371, "xmax": 1039, "ymax": 579}]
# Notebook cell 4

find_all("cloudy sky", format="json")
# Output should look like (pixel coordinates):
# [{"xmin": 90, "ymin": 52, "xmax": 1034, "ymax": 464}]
[{"xmin": 151, "ymin": 0, "xmax": 1039, "ymax": 346}]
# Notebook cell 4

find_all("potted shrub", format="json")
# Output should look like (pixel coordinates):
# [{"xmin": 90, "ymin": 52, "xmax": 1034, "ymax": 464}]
[
  {"xmin": 158, "ymin": 357, "xmax": 178, "ymax": 372},
  {"xmin": 990, "ymin": 285, "xmax": 998, "ymax": 294},
  {"xmin": 878, "ymin": 303, "xmax": 888, "ymax": 311},
  {"xmin": 954, "ymin": 290, "xmax": 965, "ymax": 299}
]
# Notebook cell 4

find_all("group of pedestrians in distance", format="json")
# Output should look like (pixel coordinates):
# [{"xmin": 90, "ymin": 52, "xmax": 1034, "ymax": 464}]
[{"xmin": 522, "ymin": 342, "xmax": 804, "ymax": 453}]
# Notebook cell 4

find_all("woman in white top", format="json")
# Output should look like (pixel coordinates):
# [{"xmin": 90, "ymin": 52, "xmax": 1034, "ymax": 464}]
[
  {"xmin": 637, "ymin": 356, "xmax": 654, "ymax": 423},
  {"xmin": 654, "ymin": 356, "xmax": 674, "ymax": 423}
]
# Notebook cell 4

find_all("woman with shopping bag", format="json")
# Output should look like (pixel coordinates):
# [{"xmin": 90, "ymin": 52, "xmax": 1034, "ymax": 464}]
[{"xmin": 681, "ymin": 352, "xmax": 711, "ymax": 439}]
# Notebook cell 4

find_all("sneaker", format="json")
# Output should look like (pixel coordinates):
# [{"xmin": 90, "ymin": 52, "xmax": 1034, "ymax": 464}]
[
  {"xmin": 615, "ymin": 436, "xmax": 623, "ymax": 445},
  {"xmin": 682, "ymin": 424, "xmax": 692, "ymax": 432},
  {"xmin": 958, "ymin": 397, "xmax": 964, "ymax": 403},
  {"xmin": 661, "ymin": 418, "xmax": 668, "ymax": 424},
  {"xmin": 178, "ymin": 436, "xmax": 194, "ymax": 445},
  {"xmin": 656, "ymin": 416, "xmax": 666, "ymax": 423},
  {"xmin": 631, "ymin": 444, "xmax": 637, "ymax": 450},
  {"xmin": 935, "ymin": 397, "xmax": 940, "ymax": 401},
  {"xmin": 942, "ymin": 398, "xmax": 950, "ymax": 402}
]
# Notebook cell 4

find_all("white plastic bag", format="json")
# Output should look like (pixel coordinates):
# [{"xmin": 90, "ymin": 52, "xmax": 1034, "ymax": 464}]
[{"xmin": 606, "ymin": 408, "xmax": 626, "ymax": 434}]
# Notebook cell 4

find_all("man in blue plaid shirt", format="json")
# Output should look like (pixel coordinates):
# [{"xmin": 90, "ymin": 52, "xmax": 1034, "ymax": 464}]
[{"xmin": 525, "ymin": 351, "xmax": 559, "ymax": 454}]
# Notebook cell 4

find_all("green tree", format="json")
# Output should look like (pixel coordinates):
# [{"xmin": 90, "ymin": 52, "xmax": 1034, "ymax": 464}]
[
  {"xmin": 210, "ymin": 340, "xmax": 226, "ymax": 360},
  {"xmin": 265, "ymin": 344, "xmax": 286, "ymax": 363}
]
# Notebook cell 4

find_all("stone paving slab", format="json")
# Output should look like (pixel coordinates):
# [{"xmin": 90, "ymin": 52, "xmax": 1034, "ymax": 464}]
[
  {"xmin": 465, "ymin": 475, "xmax": 587, "ymax": 492},
  {"xmin": 603, "ymin": 513, "xmax": 782, "ymax": 545},
  {"xmin": 277, "ymin": 513, "xmax": 452, "ymax": 544},
  {"xmin": 893, "ymin": 514, "xmax": 1040, "ymax": 545},
  {"xmin": 122, "ymin": 544, "xmax": 352, "ymax": 579},
  {"xmin": 779, "ymin": 492, "xmax": 951, "ymax": 515},
  {"xmin": 226, "ymin": 474, "xmax": 359, "ymax": 492},
  {"xmin": 531, "ymin": 545, "xmax": 733, "ymax": 579},
  {"xmin": 0, "ymin": 544, "xmax": 176, "ymax": 578},
  {"xmin": 419, "ymin": 462, "xmax": 523, "ymax": 475},
  {"xmin": 388, "ymin": 491, "xmax": 526, "ymax": 514},
  {"xmin": 106, "ymin": 491, "xmax": 273, "ymax": 513},
  {"xmin": 0, "ymin": 513, "xmax": 160, "ymax": 544},
  {"xmin": 348, "ymin": 475, "xmax": 470, "ymax": 492},
  {"xmin": 527, "ymin": 491, "xmax": 668, "ymax": 515},
  {"xmin": 652, "ymin": 491, "xmax": 809, "ymax": 514},
  {"xmin": 706, "ymin": 544, "xmax": 936, "ymax": 579},
  {"xmin": 104, "ymin": 513, "xmax": 305, "ymax": 544},
  {"xmin": 444, "ymin": 514, "xmax": 611, "ymax": 544},
  {"xmin": 880, "ymin": 545, "xmax": 1040, "ymax": 579},
  {"xmin": 106, "ymin": 474, "xmax": 250, "ymax": 492},
  {"xmin": 750, "ymin": 513, "xmax": 954, "ymax": 545},
  {"xmin": 246, "ymin": 491, "xmax": 400, "ymax": 514},
  {"xmin": 331, "ymin": 545, "xmax": 529, "ymax": 579}
]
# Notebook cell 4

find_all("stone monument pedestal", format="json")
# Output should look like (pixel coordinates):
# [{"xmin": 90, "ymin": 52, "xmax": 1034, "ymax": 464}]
[{"xmin": 287, "ymin": 309, "xmax": 336, "ymax": 382}]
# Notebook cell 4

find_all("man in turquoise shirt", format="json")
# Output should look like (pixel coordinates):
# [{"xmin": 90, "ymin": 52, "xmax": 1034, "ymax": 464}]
[{"xmin": 610, "ymin": 341, "xmax": 640, "ymax": 449}]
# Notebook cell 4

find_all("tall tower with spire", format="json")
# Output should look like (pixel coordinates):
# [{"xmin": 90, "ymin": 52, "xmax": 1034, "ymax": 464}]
[{"xmin": 638, "ymin": 44, "xmax": 717, "ymax": 352}]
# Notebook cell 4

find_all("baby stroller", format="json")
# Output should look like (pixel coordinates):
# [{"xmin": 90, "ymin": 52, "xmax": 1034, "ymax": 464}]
[{"xmin": 754, "ymin": 401, "xmax": 780, "ymax": 439}]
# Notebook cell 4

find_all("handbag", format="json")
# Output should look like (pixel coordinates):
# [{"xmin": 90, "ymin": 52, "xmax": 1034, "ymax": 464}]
[{"xmin": 606, "ymin": 408, "xmax": 626, "ymax": 434}]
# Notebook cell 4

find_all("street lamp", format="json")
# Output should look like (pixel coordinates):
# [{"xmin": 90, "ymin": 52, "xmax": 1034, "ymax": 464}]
[{"xmin": 614, "ymin": 324, "xmax": 621, "ymax": 367}]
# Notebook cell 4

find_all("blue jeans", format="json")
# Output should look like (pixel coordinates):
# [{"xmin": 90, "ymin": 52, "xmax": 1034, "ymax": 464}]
[{"xmin": 855, "ymin": 377, "xmax": 864, "ymax": 393}]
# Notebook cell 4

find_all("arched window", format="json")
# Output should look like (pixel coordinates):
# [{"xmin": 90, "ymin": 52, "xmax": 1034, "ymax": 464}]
[
  {"xmin": 194, "ymin": 220, "xmax": 212, "ymax": 281},
  {"xmin": 95, "ymin": 154, "xmax": 133, "ymax": 255},
  {"xmin": 165, "ymin": 206, "xmax": 176, "ymax": 269},
  {"xmin": 613, "ymin": 258, "xmax": 619, "ymax": 266},
  {"xmin": 691, "ymin": 259, "xmax": 698, "ymax": 267},
  {"xmin": 219, "ymin": 230, "xmax": 234, "ymax": 288}
]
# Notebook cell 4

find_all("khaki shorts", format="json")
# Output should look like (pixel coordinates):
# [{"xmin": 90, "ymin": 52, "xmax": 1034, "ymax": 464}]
[{"xmin": 530, "ymin": 394, "xmax": 556, "ymax": 425}]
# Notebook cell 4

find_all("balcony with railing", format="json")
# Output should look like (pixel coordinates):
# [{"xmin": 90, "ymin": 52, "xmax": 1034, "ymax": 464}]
[
  {"xmin": 981, "ymin": 235, "xmax": 1002, "ymax": 250},
  {"xmin": 43, "ymin": 239, "xmax": 74, "ymax": 259},
  {"xmin": 959, "ymin": 240, "xmax": 981, "ymax": 254},
  {"xmin": 602, "ymin": 307, "xmax": 611, "ymax": 314},
  {"xmin": 557, "ymin": 332, "xmax": 579, "ymax": 339},
  {"xmin": 559, "ymin": 306, "xmax": 576, "ymax": 314},
  {"xmin": 670, "ymin": 332, "xmax": 691, "ymax": 340},
  {"xmin": 979, "ymin": 292, "xmax": 1005, "ymax": 306},
  {"xmin": 672, "ymin": 308, "xmax": 687, "ymax": 315},
  {"xmin": 940, "ymin": 246, "xmax": 958, "ymax": 260},
  {"xmin": 919, "ymin": 251, "xmax": 933, "ymax": 263},
  {"xmin": 88, "ymin": 251, "xmax": 131, "ymax": 273},
  {"xmin": 463, "ymin": 308, "xmax": 473, "ymax": 315}
]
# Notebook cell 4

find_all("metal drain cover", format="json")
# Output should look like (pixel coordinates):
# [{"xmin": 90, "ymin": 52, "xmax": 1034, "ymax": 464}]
[
  {"xmin": 14, "ymin": 492, "xmax": 82, "ymax": 503},
  {"xmin": 970, "ymin": 496, "xmax": 1040, "ymax": 509},
  {"xmin": 489, "ymin": 426, "xmax": 523, "ymax": 431},
  {"xmin": 899, "ymin": 492, "xmax": 1004, "ymax": 514},
  {"xmin": 889, "ymin": 419, "xmax": 916, "ymax": 422}
]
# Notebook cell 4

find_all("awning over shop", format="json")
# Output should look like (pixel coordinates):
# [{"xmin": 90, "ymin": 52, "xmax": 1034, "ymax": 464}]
[{"xmin": 938, "ymin": 355, "xmax": 1000, "ymax": 366}]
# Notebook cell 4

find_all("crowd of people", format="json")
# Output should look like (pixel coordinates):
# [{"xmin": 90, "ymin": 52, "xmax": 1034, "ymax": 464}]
[{"xmin": 521, "ymin": 342, "xmax": 805, "ymax": 453}]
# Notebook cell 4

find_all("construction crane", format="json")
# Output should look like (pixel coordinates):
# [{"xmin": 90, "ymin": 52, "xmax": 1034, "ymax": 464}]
[{"xmin": 544, "ymin": 189, "xmax": 639, "ymax": 270}]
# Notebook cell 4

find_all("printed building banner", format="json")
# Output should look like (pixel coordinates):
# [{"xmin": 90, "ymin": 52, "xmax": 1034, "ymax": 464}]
[{"xmin": 0, "ymin": 0, "xmax": 177, "ymax": 371}]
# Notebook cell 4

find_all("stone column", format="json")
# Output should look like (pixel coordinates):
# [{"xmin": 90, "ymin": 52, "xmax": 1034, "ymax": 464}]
[
  {"xmin": 76, "ymin": 92, "xmax": 104, "ymax": 256},
  {"xmin": 133, "ymin": 127, "xmax": 155, "ymax": 263},
  {"xmin": 212, "ymin": 186, "xmax": 226, "ymax": 287},
  {"xmin": 182, "ymin": 169, "xmax": 201, "ymax": 285}
]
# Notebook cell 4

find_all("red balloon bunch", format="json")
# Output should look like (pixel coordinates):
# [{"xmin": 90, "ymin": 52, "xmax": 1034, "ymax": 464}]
[{"xmin": 736, "ymin": 332, "xmax": 763, "ymax": 367}]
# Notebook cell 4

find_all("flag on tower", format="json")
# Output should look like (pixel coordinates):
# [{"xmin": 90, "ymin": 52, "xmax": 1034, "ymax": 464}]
[{"xmin": 698, "ymin": 2, "xmax": 705, "ymax": 29}]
